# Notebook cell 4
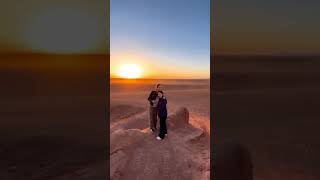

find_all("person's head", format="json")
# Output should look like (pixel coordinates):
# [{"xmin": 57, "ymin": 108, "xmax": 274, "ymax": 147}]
[
  {"xmin": 156, "ymin": 84, "xmax": 162, "ymax": 91},
  {"xmin": 158, "ymin": 91, "xmax": 164, "ymax": 98}
]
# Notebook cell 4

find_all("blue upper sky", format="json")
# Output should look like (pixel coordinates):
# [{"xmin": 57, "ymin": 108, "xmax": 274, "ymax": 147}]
[{"xmin": 111, "ymin": 0, "xmax": 210, "ymax": 79}]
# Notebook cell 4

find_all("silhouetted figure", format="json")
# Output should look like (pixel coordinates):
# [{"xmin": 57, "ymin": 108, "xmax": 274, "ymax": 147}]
[
  {"xmin": 156, "ymin": 91, "xmax": 167, "ymax": 140},
  {"xmin": 147, "ymin": 84, "xmax": 162, "ymax": 132}
]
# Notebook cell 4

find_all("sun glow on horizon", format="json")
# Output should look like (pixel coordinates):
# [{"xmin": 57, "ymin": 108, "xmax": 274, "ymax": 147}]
[{"xmin": 118, "ymin": 64, "xmax": 143, "ymax": 79}]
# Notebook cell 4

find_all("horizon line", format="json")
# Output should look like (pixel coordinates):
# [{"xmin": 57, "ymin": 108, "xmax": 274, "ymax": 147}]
[
  {"xmin": 3, "ymin": 52, "xmax": 320, "ymax": 57},
  {"xmin": 110, "ymin": 77, "xmax": 210, "ymax": 80}
]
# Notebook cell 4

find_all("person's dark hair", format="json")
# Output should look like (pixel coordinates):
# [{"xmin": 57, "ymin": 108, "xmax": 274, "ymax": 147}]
[
  {"xmin": 158, "ymin": 91, "xmax": 164, "ymax": 99},
  {"xmin": 156, "ymin": 84, "xmax": 161, "ymax": 88}
]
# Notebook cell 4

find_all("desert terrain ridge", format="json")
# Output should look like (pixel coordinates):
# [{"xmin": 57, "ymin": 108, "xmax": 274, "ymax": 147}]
[
  {"xmin": 110, "ymin": 79, "xmax": 210, "ymax": 180},
  {"xmin": 213, "ymin": 55, "xmax": 320, "ymax": 180}
]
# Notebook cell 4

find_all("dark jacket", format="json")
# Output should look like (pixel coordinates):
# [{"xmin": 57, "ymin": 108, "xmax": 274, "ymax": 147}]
[
  {"xmin": 147, "ymin": 91, "xmax": 158, "ymax": 106},
  {"xmin": 157, "ymin": 98, "xmax": 167, "ymax": 118}
]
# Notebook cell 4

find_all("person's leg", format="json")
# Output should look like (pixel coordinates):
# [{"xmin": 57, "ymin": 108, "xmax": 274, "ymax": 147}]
[
  {"xmin": 149, "ymin": 107, "xmax": 156, "ymax": 131},
  {"xmin": 158, "ymin": 117, "xmax": 165, "ymax": 139},
  {"xmin": 153, "ymin": 109, "xmax": 158, "ymax": 130},
  {"xmin": 164, "ymin": 117, "xmax": 167, "ymax": 135},
  {"xmin": 158, "ymin": 117, "xmax": 162, "ymax": 138},
  {"xmin": 149, "ymin": 106, "xmax": 153, "ymax": 130}
]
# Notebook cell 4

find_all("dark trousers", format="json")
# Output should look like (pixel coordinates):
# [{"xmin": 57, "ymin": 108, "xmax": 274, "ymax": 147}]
[{"xmin": 158, "ymin": 116, "xmax": 167, "ymax": 139}]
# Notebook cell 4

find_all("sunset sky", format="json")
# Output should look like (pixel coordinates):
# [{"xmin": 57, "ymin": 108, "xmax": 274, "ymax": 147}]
[
  {"xmin": 110, "ymin": 0, "xmax": 210, "ymax": 79},
  {"xmin": 0, "ymin": 0, "xmax": 107, "ymax": 54},
  {"xmin": 1, "ymin": 0, "xmax": 318, "ymax": 65}
]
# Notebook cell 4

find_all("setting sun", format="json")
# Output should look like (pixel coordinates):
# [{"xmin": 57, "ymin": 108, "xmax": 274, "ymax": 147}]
[{"xmin": 118, "ymin": 64, "xmax": 143, "ymax": 79}]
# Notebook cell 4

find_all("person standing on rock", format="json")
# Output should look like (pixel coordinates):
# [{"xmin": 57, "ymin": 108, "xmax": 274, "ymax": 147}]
[
  {"xmin": 147, "ymin": 84, "xmax": 162, "ymax": 132},
  {"xmin": 156, "ymin": 91, "xmax": 168, "ymax": 140}
]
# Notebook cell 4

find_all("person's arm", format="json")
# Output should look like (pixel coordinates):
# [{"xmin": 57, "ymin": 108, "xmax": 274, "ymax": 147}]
[
  {"xmin": 147, "ymin": 91, "xmax": 153, "ymax": 101},
  {"xmin": 156, "ymin": 96, "xmax": 160, "ymax": 103},
  {"xmin": 152, "ymin": 96, "xmax": 159, "ymax": 105},
  {"xmin": 161, "ymin": 95, "xmax": 167, "ymax": 103}
]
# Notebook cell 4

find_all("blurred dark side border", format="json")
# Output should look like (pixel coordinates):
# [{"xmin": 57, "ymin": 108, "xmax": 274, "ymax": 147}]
[
  {"xmin": 210, "ymin": 0, "xmax": 253, "ymax": 179},
  {"xmin": 210, "ymin": 0, "xmax": 214, "ymax": 178},
  {"xmin": 0, "ymin": 0, "xmax": 110, "ymax": 179}
]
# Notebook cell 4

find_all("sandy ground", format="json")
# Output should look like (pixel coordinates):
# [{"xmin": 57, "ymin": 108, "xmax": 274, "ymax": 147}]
[{"xmin": 110, "ymin": 79, "xmax": 210, "ymax": 180}]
